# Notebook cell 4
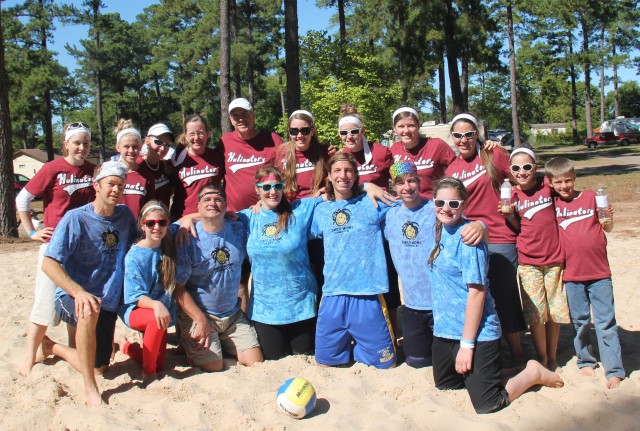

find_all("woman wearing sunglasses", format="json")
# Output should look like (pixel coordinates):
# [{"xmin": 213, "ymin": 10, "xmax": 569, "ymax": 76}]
[
  {"xmin": 238, "ymin": 166, "xmax": 321, "ymax": 360},
  {"xmin": 113, "ymin": 119, "xmax": 155, "ymax": 217},
  {"xmin": 170, "ymin": 114, "xmax": 224, "ymax": 221},
  {"xmin": 118, "ymin": 201, "xmax": 176, "ymax": 384},
  {"xmin": 427, "ymin": 177, "xmax": 563, "ymax": 414},
  {"xmin": 390, "ymin": 106, "xmax": 456, "ymax": 199},
  {"xmin": 274, "ymin": 110, "xmax": 329, "ymax": 201},
  {"xmin": 445, "ymin": 113, "xmax": 525, "ymax": 364},
  {"xmin": 138, "ymin": 124, "xmax": 175, "ymax": 208},
  {"xmin": 17, "ymin": 122, "xmax": 97, "ymax": 377}
]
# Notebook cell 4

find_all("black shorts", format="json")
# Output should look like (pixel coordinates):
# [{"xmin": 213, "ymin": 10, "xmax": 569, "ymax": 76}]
[
  {"xmin": 241, "ymin": 257, "xmax": 252, "ymax": 275},
  {"xmin": 432, "ymin": 337, "xmax": 510, "ymax": 414},
  {"xmin": 402, "ymin": 307, "xmax": 434, "ymax": 368},
  {"xmin": 55, "ymin": 294, "xmax": 117, "ymax": 368},
  {"xmin": 253, "ymin": 318, "xmax": 316, "ymax": 360},
  {"xmin": 382, "ymin": 240, "xmax": 401, "ymax": 311},
  {"xmin": 307, "ymin": 239, "xmax": 324, "ymax": 299}
]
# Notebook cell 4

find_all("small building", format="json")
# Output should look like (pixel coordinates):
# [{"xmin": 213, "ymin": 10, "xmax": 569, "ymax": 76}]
[
  {"xmin": 530, "ymin": 123, "xmax": 568, "ymax": 136},
  {"xmin": 13, "ymin": 149, "xmax": 60, "ymax": 178}
]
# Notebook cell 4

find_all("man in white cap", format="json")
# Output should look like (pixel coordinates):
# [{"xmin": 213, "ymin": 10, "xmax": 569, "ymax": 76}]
[
  {"xmin": 40, "ymin": 161, "xmax": 138, "ymax": 406},
  {"xmin": 218, "ymin": 98, "xmax": 283, "ymax": 311}
]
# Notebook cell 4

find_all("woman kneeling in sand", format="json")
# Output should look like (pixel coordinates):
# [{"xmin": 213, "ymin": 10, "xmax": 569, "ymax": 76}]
[{"xmin": 427, "ymin": 177, "xmax": 564, "ymax": 414}]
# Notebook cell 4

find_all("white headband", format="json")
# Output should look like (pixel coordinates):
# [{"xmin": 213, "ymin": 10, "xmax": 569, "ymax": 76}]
[
  {"xmin": 338, "ymin": 116, "xmax": 363, "ymax": 128},
  {"xmin": 94, "ymin": 161, "xmax": 128, "ymax": 182},
  {"xmin": 510, "ymin": 148, "xmax": 536, "ymax": 163},
  {"xmin": 141, "ymin": 204, "xmax": 166, "ymax": 219},
  {"xmin": 450, "ymin": 113, "xmax": 479, "ymax": 129},
  {"xmin": 64, "ymin": 127, "xmax": 91, "ymax": 142},
  {"xmin": 116, "ymin": 128, "xmax": 142, "ymax": 145},
  {"xmin": 392, "ymin": 107, "xmax": 419, "ymax": 124},
  {"xmin": 289, "ymin": 110, "xmax": 314, "ymax": 122}
]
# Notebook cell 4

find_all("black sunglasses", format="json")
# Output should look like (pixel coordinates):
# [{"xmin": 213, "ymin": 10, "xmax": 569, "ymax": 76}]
[
  {"xmin": 143, "ymin": 219, "xmax": 168, "ymax": 228},
  {"xmin": 339, "ymin": 128, "xmax": 361, "ymax": 136},
  {"xmin": 510, "ymin": 163, "xmax": 535, "ymax": 173},
  {"xmin": 289, "ymin": 127, "xmax": 313, "ymax": 136},
  {"xmin": 256, "ymin": 182, "xmax": 284, "ymax": 192},
  {"xmin": 434, "ymin": 199, "xmax": 464, "ymax": 209}
]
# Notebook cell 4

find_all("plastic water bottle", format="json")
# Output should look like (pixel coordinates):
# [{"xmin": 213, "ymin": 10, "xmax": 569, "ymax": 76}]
[
  {"xmin": 595, "ymin": 187, "xmax": 610, "ymax": 223},
  {"xmin": 500, "ymin": 179, "xmax": 513, "ymax": 214}
]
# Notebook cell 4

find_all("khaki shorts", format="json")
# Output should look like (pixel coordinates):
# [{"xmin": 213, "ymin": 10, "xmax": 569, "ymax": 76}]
[
  {"xmin": 29, "ymin": 243, "xmax": 60, "ymax": 327},
  {"xmin": 178, "ymin": 307, "xmax": 260, "ymax": 367},
  {"xmin": 518, "ymin": 264, "xmax": 570, "ymax": 325}
]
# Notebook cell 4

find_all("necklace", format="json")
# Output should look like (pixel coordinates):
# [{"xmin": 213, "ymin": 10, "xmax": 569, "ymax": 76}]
[{"xmin": 144, "ymin": 158, "xmax": 159, "ymax": 172}]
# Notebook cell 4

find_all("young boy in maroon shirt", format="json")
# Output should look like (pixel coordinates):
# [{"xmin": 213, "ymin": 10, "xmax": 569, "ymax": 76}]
[{"xmin": 545, "ymin": 157, "xmax": 624, "ymax": 389}]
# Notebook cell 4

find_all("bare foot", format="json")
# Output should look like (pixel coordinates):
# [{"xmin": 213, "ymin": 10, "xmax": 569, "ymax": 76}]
[
  {"xmin": 580, "ymin": 367, "xmax": 597, "ymax": 377},
  {"xmin": 41, "ymin": 335, "xmax": 55, "ymax": 358},
  {"xmin": 85, "ymin": 388, "xmax": 104, "ymax": 407},
  {"xmin": 606, "ymin": 376, "xmax": 622, "ymax": 389},
  {"xmin": 16, "ymin": 360, "xmax": 33, "ymax": 378},
  {"xmin": 17, "ymin": 336, "xmax": 55, "ymax": 377},
  {"xmin": 527, "ymin": 360, "xmax": 564, "ymax": 388}
]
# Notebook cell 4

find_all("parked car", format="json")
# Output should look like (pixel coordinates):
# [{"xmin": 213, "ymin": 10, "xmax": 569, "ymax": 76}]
[
  {"xmin": 584, "ymin": 132, "xmax": 637, "ymax": 149},
  {"xmin": 487, "ymin": 129, "xmax": 509, "ymax": 142},
  {"xmin": 500, "ymin": 134, "xmax": 530, "ymax": 151},
  {"xmin": 14, "ymin": 173, "xmax": 30, "ymax": 195}
]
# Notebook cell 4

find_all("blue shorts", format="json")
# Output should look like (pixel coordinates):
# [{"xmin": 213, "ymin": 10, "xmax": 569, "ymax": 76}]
[
  {"xmin": 55, "ymin": 294, "xmax": 117, "ymax": 368},
  {"xmin": 315, "ymin": 294, "xmax": 396, "ymax": 369}
]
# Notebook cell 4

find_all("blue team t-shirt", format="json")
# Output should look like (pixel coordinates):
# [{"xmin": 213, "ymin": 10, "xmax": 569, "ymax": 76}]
[
  {"xmin": 239, "ymin": 196, "xmax": 321, "ymax": 325},
  {"xmin": 311, "ymin": 193, "xmax": 390, "ymax": 296},
  {"xmin": 383, "ymin": 200, "xmax": 435, "ymax": 310},
  {"xmin": 175, "ymin": 220, "xmax": 246, "ymax": 317},
  {"xmin": 120, "ymin": 244, "xmax": 176, "ymax": 327},
  {"xmin": 428, "ymin": 221, "xmax": 501, "ymax": 341},
  {"xmin": 46, "ymin": 203, "xmax": 138, "ymax": 313}
]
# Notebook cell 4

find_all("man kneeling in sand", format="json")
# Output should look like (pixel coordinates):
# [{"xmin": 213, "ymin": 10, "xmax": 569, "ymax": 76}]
[
  {"xmin": 174, "ymin": 184, "xmax": 263, "ymax": 371},
  {"xmin": 41, "ymin": 161, "xmax": 137, "ymax": 406}
]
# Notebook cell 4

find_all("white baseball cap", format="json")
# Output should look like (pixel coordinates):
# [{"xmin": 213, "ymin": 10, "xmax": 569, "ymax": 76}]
[
  {"xmin": 147, "ymin": 123, "xmax": 174, "ymax": 139},
  {"xmin": 228, "ymin": 98, "xmax": 253, "ymax": 113}
]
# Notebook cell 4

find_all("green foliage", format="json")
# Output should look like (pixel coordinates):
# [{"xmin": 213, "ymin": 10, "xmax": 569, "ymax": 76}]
[{"xmin": 298, "ymin": 32, "xmax": 402, "ymax": 146}]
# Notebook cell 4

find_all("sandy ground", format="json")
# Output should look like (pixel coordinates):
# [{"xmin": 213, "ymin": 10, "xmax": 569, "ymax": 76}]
[{"xmin": 0, "ymin": 229, "xmax": 638, "ymax": 431}]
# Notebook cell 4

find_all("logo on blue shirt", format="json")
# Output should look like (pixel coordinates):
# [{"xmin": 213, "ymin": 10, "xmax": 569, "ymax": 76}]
[
  {"xmin": 261, "ymin": 222, "xmax": 280, "ymax": 239},
  {"xmin": 102, "ymin": 229, "xmax": 120, "ymax": 250},
  {"xmin": 211, "ymin": 246, "xmax": 232, "ymax": 272},
  {"xmin": 331, "ymin": 208, "xmax": 353, "ymax": 233}
]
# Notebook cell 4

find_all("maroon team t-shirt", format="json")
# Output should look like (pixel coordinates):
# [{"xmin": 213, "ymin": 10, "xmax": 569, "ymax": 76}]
[
  {"xmin": 274, "ymin": 144, "xmax": 330, "ymax": 201},
  {"xmin": 554, "ymin": 190, "xmax": 611, "ymax": 282},
  {"xmin": 390, "ymin": 137, "xmax": 455, "ymax": 199},
  {"xmin": 445, "ymin": 148, "xmax": 516, "ymax": 244},
  {"xmin": 218, "ymin": 130, "xmax": 283, "ymax": 211},
  {"xmin": 137, "ymin": 157, "xmax": 173, "ymax": 208},
  {"xmin": 513, "ymin": 178, "xmax": 563, "ymax": 266},
  {"xmin": 171, "ymin": 148, "xmax": 225, "ymax": 219},
  {"xmin": 121, "ymin": 170, "xmax": 155, "ymax": 218},
  {"xmin": 25, "ymin": 158, "xmax": 96, "ymax": 229},
  {"xmin": 343, "ymin": 142, "xmax": 392, "ymax": 191}
]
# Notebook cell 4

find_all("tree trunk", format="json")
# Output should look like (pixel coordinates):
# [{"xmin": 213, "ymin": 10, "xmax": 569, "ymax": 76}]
[
  {"xmin": 443, "ymin": 0, "xmax": 463, "ymax": 114},
  {"xmin": 438, "ymin": 58, "xmax": 447, "ymax": 123},
  {"xmin": 580, "ymin": 18, "xmax": 593, "ymax": 138},
  {"xmin": 599, "ymin": 24, "xmax": 605, "ymax": 123},
  {"xmin": 246, "ymin": 0, "xmax": 255, "ymax": 103},
  {"xmin": 0, "ymin": 5, "xmax": 18, "ymax": 237},
  {"xmin": 230, "ymin": 0, "xmax": 241, "ymax": 98},
  {"xmin": 613, "ymin": 43, "xmax": 619, "ymax": 118},
  {"xmin": 506, "ymin": 0, "xmax": 521, "ymax": 147},
  {"xmin": 461, "ymin": 56, "xmax": 468, "ymax": 112},
  {"xmin": 568, "ymin": 31, "xmax": 579, "ymax": 145},
  {"xmin": 93, "ymin": 1, "xmax": 105, "ymax": 162},
  {"xmin": 337, "ymin": 0, "xmax": 346, "ymax": 41},
  {"xmin": 284, "ymin": 0, "xmax": 301, "ymax": 112},
  {"xmin": 220, "ymin": 0, "xmax": 232, "ymax": 134},
  {"xmin": 39, "ymin": 0, "xmax": 54, "ymax": 162}
]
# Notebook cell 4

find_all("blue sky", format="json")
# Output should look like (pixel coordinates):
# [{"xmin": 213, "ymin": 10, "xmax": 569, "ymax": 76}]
[{"xmin": 3, "ymin": 0, "xmax": 636, "ymax": 98}]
